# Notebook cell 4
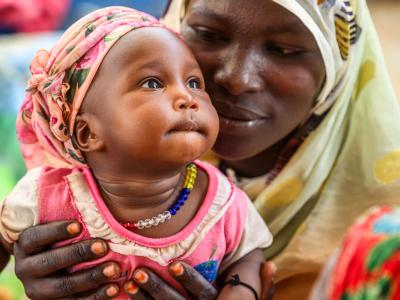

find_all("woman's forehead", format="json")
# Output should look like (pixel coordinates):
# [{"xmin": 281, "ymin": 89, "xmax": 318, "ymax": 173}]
[{"xmin": 186, "ymin": 0, "xmax": 311, "ymax": 36}]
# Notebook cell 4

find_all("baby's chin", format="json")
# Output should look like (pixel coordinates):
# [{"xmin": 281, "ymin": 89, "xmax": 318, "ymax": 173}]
[{"xmin": 162, "ymin": 135, "xmax": 214, "ymax": 165}]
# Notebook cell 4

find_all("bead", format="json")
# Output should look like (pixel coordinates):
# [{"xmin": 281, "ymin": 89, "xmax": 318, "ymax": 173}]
[
  {"xmin": 144, "ymin": 219, "xmax": 152, "ymax": 228},
  {"xmin": 121, "ymin": 164, "xmax": 196, "ymax": 231},
  {"xmin": 137, "ymin": 220, "xmax": 145, "ymax": 229},
  {"xmin": 152, "ymin": 216, "xmax": 159, "ymax": 226}
]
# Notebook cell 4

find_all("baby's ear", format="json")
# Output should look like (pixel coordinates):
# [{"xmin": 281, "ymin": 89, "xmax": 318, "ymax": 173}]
[{"xmin": 74, "ymin": 113, "xmax": 105, "ymax": 153}]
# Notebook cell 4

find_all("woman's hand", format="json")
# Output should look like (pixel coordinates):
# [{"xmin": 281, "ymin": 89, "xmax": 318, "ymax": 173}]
[
  {"xmin": 124, "ymin": 261, "xmax": 276, "ymax": 300},
  {"xmin": 14, "ymin": 220, "xmax": 121, "ymax": 300},
  {"xmin": 124, "ymin": 261, "xmax": 218, "ymax": 300}
]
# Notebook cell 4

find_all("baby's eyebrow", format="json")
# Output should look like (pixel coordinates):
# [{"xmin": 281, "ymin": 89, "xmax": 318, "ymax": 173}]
[{"xmin": 137, "ymin": 60, "xmax": 160, "ymax": 70}]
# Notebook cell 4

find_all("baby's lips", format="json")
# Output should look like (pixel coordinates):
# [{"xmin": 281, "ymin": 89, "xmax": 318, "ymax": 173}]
[{"xmin": 171, "ymin": 119, "xmax": 200, "ymax": 132}]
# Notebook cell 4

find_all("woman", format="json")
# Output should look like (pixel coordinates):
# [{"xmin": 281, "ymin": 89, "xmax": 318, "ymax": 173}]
[{"xmin": 4, "ymin": 0, "xmax": 400, "ymax": 299}]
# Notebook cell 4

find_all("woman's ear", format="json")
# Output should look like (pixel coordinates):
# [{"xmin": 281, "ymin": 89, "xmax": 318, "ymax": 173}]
[{"xmin": 74, "ymin": 113, "xmax": 105, "ymax": 153}]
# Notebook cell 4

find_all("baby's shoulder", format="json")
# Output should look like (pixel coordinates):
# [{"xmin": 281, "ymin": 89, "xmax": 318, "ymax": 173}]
[
  {"xmin": 6, "ymin": 166, "xmax": 77, "ymax": 201},
  {"xmin": 195, "ymin": 160, "xmax": 249, "ymax": 219}
]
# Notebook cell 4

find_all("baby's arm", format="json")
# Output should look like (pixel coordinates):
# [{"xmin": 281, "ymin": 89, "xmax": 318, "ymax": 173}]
[
  {"xmin": 0, "ymin": 167, "xmax": 42, "ymax": 255},
  {"xmin": 218, "ymin": 248, "xmax": 265, "ymax": 299},
  {"xmin": 0, "ymin": 230, "xmax": 13, "ymax": 254},
  {"xmin": 217, "ymin": 191, "xmax": 273, "ymax": 300}
]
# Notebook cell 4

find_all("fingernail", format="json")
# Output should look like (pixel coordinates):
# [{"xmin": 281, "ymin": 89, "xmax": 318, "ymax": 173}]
[
  {"xmin": 134, "ymin": 270, "xmax": 148, "ymax": 284},
  {"xmin": 91, "ymin": 241, "xmax": 107, "ymax": 255},
  {"xmin": 170, "ymin": 262, "xmax": 184, "ymax": 276},
  {"xmin": 106, "ymin": 285, "xmax": 119, "ymax": 297},
  {"xmin": 269, "ymin": 262, "xmax": 277, "ymax": 274},
  {"xmin": 66, "ymin": 222, "xmax": 81, "ymax": 235},
  {"xmin": 124, "ymin": 281, "xmax": 139, "ymax": 294},
  {"xmin": 103, "ymin": 264, "xmax": 119, "ymax": 278}
]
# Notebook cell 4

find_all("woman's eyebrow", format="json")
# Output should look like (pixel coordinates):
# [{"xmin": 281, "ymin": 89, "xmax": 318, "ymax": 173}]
[
  {"xmin": 188, "ymin": 7, "xmax": 230, "ymax": 23},
  {"xmin": 263, "ymin": 20, "xmax": 309, "ymax": 35}
]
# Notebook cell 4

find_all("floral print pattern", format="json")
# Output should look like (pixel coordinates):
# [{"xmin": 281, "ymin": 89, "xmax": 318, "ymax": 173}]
[
  {"xmin": 330, "ymin": 206, "xmax": 400, "ymax": 300},
  {"xmin": 17, "ymin": 6, "xmax": 171, "ymax": 169}
]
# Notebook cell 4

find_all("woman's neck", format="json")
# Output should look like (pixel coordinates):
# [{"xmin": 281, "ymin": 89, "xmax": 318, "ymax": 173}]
[{"xmin": 222, "ymin": 137, "xmax": 289, "ymax": 178}]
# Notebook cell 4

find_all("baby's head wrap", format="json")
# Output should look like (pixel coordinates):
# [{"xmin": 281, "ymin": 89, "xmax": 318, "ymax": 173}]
[{"xmin": 17, "ymin": 6, "xmax": 169, "ymax": 169}]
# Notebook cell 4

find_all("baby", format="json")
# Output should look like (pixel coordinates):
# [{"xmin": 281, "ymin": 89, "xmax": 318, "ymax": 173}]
[{"xmin": 0, "ymin": 7, "xmax": 272, "ymax": 299}]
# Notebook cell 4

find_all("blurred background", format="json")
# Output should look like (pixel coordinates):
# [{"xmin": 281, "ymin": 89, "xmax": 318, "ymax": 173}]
[{"xmin": 0, "ymin": 0, "xmax": 398, "ymax": 299}]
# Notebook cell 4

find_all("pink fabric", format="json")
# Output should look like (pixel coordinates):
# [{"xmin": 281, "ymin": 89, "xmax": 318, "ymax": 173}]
[
  {"xmin": 37, "ymin": 161, "xmax": 248, "ymax": 299},
  {"xmin": 0, "ymin": 0, "xmax": 70, "ymax": 32}
]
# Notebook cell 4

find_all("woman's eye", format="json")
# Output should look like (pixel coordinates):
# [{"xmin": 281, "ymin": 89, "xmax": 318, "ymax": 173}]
[
  {"xmin": 141, "ymin": 78, "xmax": 163, "ymax": 89},
  {"xmin": 267, "ymin": 45, "xmax": 303, "ymax": 56},
  {"xmin": 187, "ymin": 78, "xmax": 202, "ymax": 90},
  {"xmin": 194, "ymin": 27, "xmax": 226, "ymax": 43}
]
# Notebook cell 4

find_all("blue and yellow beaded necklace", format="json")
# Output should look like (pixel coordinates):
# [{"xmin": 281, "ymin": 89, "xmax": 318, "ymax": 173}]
[{"xmin": 121, "ymin": 163, "xmax": 197, "ymax": 231}]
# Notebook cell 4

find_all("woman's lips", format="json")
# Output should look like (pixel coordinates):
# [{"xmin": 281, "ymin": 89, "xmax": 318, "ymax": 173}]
[
  {"xmin": 218, "ymin": 114, "xmax": 265, "ymax": 133},
  {"xmin": 212, "ymin": 101, "xmax": 271, "ymax": 121},
  {"xmin": 213, "ymin": 102, "xmax": 270, "ymax": 133}
]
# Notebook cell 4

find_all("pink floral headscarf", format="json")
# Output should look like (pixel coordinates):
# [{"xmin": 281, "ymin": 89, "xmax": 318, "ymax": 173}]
[{"xmin": 17, "ymin": 6, "xmax": 169, "ymax": 169}]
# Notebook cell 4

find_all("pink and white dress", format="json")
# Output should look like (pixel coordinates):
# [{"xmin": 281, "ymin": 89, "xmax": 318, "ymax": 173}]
[{"xmin": 0, "ymin": 160, "xmax": 272, "ymax": 299}]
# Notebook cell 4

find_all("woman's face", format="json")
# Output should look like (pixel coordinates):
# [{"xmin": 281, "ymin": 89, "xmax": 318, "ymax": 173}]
[{"xmin": 181, "ymin": 0, "xmax": 326, "ymax": 161}]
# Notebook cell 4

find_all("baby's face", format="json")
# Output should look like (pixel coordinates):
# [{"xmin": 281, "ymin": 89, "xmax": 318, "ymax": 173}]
[{"xmin": 82, "ymin": 27, "xmax": 219, "ymax": 169}]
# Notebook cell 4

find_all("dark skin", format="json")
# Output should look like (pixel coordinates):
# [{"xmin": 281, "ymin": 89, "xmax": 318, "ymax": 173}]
[
  {"xmin": 8, "ymin": 0, "xmax": 325, "ymax": 299},
  {"xmin": 181, "ymin": 0, "xmax": 325, "ymax": 176},
  {"xmin": 79, "ymin": 27, "xmax": 264, "ymax": 299},
  {"xmin": 75, "ymin": 28, "xmax": 219, "ymax": 237},
  {"xmin": 7, "ymin": 27, "xmax": 266, "ymax": 300}
]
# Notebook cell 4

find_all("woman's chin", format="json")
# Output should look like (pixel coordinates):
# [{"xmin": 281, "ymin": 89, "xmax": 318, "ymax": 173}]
[{"xmin": 212, "ymin": 136, "xmax": 258, "ymax": 162}]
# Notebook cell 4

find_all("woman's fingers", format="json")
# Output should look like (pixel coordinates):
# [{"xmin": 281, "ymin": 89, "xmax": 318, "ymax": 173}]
[
  {"xmin": 260, "ymin": 261, "xmax": 277, "ymax": 300},
  {"xmin": 56, "ymin": 283, "xmax": 120, "ymax": 300},
  {"xmin": 22, "ymin": 263, "xmax": 120, "ymax": 300},
  {"xmin": 15, "ymin": 239, "xmax": 109, "ymax": 278},
  {"xmin": 168, "ymin": 261, "xmax": 218, "ymax": 300},
  {"xmin": 15, "ymin": 221, "xmax": 81, "ymax": 256},
  {"xmin": 124, "ymin": 281, "xmax": 152, "ymax": 300},
  {"xmin": 131, "ymin": 267, "xmax": 186, "ymax": 300},
  {"xmin": 13, "ymin": 220, "xmax": 118, "ymax": 299}
]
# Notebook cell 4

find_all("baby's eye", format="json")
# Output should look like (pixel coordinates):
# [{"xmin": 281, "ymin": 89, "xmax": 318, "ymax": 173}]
[
  {"xmin": 141, "ymin": 78, "xmax": 163, "ymax": 89},
  {"xmin": 187, "ymin": 78, "xmax": 202, "ymax": 90}
]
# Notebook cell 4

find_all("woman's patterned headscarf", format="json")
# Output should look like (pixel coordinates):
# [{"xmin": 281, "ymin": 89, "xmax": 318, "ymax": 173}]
[
  {"xmin": 164, "ymin": 0, "xmax": 400, "ymax": 284},
  {"xmin": 17, "ymin": 6, "xmax": 168, "ymax": 169}
]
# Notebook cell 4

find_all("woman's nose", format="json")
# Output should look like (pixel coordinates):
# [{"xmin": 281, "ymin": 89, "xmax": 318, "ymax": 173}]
[
  {"xmin": 214, "ymin": 46, "xmax": 264, "ymax": 96},
  {"xmin": 173, "ymin": 89, "xmax": 199, "ymax": 111}
]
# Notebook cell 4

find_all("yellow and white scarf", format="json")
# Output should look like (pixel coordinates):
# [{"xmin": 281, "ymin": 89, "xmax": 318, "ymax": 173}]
[{"xmin": 164, "ymin": 0, "xmax": 400, "ymax": 283}]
